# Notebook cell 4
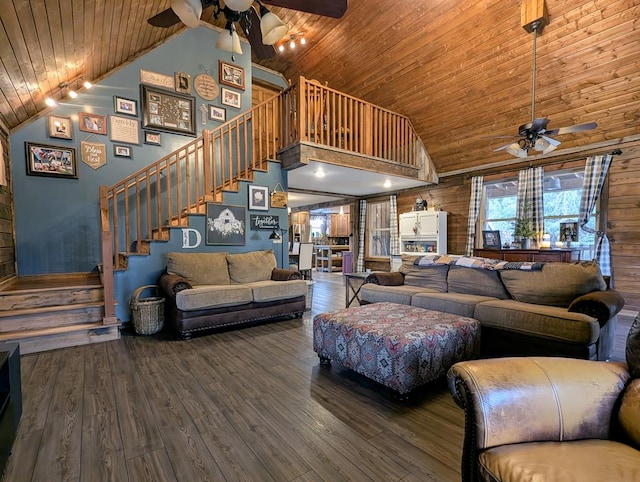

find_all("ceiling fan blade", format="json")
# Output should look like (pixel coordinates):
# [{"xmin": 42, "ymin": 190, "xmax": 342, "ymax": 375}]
[
  {"xmin": 546, "ymin": 121, "xmax": 598, "ymax": 136},
  {"xmin": 148, "ymin": 7, "xmax": 182, "ymax": 27},
  {"xmin": 494, "ymin": 142, "xmax": 516, "ymax": 152},
  {"xmin": 530, "ymin": 117, "xmax": 550, "ymax": 132},
  {"xmin": 239, "ymin": 6, "xmax": 277, "ymax": 59},
  {"xmin": 540, "ymin": 135, "xmax": 561, "ymax": 147},
  {"xmin": 262, "ymin": 0, "xmax": 348, "ymax": 18}
]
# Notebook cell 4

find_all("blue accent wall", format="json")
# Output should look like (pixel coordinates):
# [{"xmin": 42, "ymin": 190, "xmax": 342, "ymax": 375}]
[{"xmin": 10, "ymin": 26, "xmax": 287, "ymax": 276}]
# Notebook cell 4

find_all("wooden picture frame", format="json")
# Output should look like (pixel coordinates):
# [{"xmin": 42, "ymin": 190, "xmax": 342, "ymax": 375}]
[
  {"xmin": 219, "ymin": 60, "xmax": 245, "ymax": 90},
  {"xmin": 205, "ymin": 203, "xmax": 245, "ymax": 245},
  {"xmin": 114, "ymin": 96, "xmax": 138, "ymax": 117},
  {"xmin": 175, "ymin": 71, "xmax": 191, "ymax": 94},
  {"xmin": 140, "ymin": 84, "xmax": 196, "ymax": 137},
  {"xmin": 221, "ymin": 88, "xmax": 241, "ymax": 109},
  {"xmin": 113, "ymin": 145, "xmax": 132, "ymax": 158},
  {"xmin": 79, "ymin": 112, "xmax": 108, "ymax": 135},
  {"xmin": 25, "ymin": 141, "xmax": 78, "ymax": 179},
  {"xmin": 109, "ymin": 115, "xmax": 140, "ymax": 145},
  {"xmin": 482, "ymin": 230, "xmax": 501, "ymax": 249},
  {"xmin": 559, "ymin": 222, "xmax": 579, "ymax": 242},
  {"xmin": 208, "ymin": 105, "xmax": 226, "ymax": 122},
  {"xmin": 144, "ymin": 131, "xmax": 161, "ymax": 146},
  {"xmin": 48, "ymin": 115, "xmax": 73, "ymax": 139},
  {"xmin": 248, "ymin": 185, "xmax": 269, "ymax": 211}
]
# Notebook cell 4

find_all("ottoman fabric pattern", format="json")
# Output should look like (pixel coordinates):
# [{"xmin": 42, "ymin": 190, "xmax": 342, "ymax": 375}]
[{"xmin": 313, "ymin": 302, "xmax": 480, "ymax": 394}]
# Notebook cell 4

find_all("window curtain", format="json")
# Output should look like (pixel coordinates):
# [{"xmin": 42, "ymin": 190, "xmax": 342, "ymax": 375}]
[
  {"xmin": 517, "ymin": 167, "xmax": 544, "ymax": 243},
  {"xmin": 356, "ymin": 199, "xmax": 367, "ymax": 272},
  {"xmin": 465, "ymin": 176, "xmax": 483, "ymax": 256},
  {"xmin": 579, "ymin": 154, "xmax": 613, "ymax": 276},
  {"xmin": 389, "ymin": 195, "xmax": 399, "ymax": 256}
]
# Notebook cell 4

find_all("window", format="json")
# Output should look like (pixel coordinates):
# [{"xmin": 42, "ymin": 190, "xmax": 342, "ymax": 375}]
[
  {"xmin": 481, "ymin": 169, "xmax": 597, "ymax": 248},
  {"xmin": 367, "ymin": 200, "xmax": 391, "ymax": 257}
]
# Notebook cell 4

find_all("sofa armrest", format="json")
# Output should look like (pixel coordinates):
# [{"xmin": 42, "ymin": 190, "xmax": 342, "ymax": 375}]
[
  {"xmin": 568, "ymin": 289, "xmax": 625, "ymax": 325},
  {"xmin": 271, "ymin": 268, "xmax": 302, "ymax": 281},
  {"xmin": 365, "ymin": 272, "xmax": 405, "ymax": 286},
  {"xmin": 158, "ymin": 273, "xmax": 192, "ymax": 296}
]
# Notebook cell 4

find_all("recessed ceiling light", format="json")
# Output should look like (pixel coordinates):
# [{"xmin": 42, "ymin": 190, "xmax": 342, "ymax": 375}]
[
  {"xmin": 315, "ymin": 168, "xmax": 325, "ymax": 178},
  {"xmin": 383, "ymin": 180, "xmax": 392, "ymax": 188}
]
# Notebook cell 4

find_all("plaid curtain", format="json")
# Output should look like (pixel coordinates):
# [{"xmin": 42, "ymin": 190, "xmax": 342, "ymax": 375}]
[
  {"xmin": 579, "ymin": 154, "xmax": 613, "ymax": 275},
  {"xmin": 389, "ymin": 195, "xmax": 399, "ymax": 256},
  {"xmin": 356, "ymin": 199, "xmax": 367, "ymax": 272},
  {"xmin": 465, "ymin": 176, "xmax": 483, "ymax": 256},
  {"xmin": 517, "ymin": 167, "xmax": 544, "ymax": 242}
]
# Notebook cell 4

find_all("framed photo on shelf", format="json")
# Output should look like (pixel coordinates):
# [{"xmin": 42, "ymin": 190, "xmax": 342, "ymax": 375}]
[
  {"xmin": 140, "ymin": 84, "xmax": 196, "ymax": 136},
  {"xmin": 221, "ymin": 88, "xmax": 241, "ymax": 109},
  {"xmin": 248, "ymin": 185, "xmax": 269, "ymax": 211},
  {"xmin": 25, "ymin": 142, "xmax": 78, "ymax": 179},
  {"xmin": 79, "ymin": 112, "xmax": 108, "ymax": 135},
  {"xmin": 144, "ymin": 131, "xmax": 161, "ymax": 146},
  {"xmin": 208, "ymin": 105, "xmax": 226, "ymax": 122},
  {"xmin": 114, "ymin": 96, "xmax": 138, "ymax": 117},
  {"xmin": 113, "ymin": 145, "xmax": 132, "ymax": 158},
  {"xmin": 47, "ymin": 115, "xmax": 73, "ymax": 140},
  {"xmin": 482, "ymin": 230, "xmax": 501, "ymax": 249},
  {"xmin": 559, "ymin": 222, "xmax": 579, "ymax": 242},
  {"xmin": 205, "ymin": 203, "xmax": 245, "ymax": 245},
  {"xmin": 219, "ymin": 60, "xmax": 245, "ymax": 90}
]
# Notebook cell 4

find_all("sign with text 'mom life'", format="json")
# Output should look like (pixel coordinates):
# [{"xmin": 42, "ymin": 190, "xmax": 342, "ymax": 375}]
[{"xmin": 250, "ymin": 215, "xmax": 279, "ymax": 230}]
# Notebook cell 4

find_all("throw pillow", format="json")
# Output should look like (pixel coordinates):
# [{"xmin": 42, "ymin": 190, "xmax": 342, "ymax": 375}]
[
  {"xmin": 626, "ymin": 313, "xmax": 640, "ymax": 378},
  {"xmin": 166, "ymin": 252, "xmax": 230, "ymax": 285},
  {"xmin": 227, "ymin": 250, "xmax": 277, "ymax": 283}
]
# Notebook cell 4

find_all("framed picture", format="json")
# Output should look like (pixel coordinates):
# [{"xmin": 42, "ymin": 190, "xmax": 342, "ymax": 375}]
[
  {"xmin": 482, "ymin": 230, "xmax": 501, "ymax": 249},
  {"xmin": 208, "ymin": 105, "xmax": 226, "ymax": 122},
  {"xmin": 48, "ymin": 115, "xmax": 73, "ymax": 139},
  {"xmin": 79, "ymin": 112, "xmax": 108, "ymax": 135},
  {"xmin": 205, "ymin": 203, "xmax": 245, "ymax": 245},
  {"xmin": 221, "ymin": 88, "xmax": 241, "ymax": 109},
  {"xmin": 25, "ymin": 142, "xmax": 78, "ymax": 179},
  {"xmin": 248, "ymin": 185, "xmax": 269, "ymax": 211},
  {"xmin": 141, "ymin": 84, "xmax": 196, "ymax": 136},
  {"xmin": 175, "ymin": 71, "xmax": 191, "ymax": 94},
  {"xmin": 559, "ymin": 222, "xmax": 579, "ymax": 242},
  {"xmin": 219, "ymin": 60, "xmax": 245, "ymax": 90},
  {"xmin": 113, "ymin": 145, "xmax": 132, "ymax": 158},
  {"xmin": 114, "ymin": 96, "xmax": 138, "ymax": 117},
  {"xmin": 109, "ymin": 115, "xmax": 140, "ymax": 144},
  {"xmin": 144, "ymin": 131, "xmax": 161, "ymax": 146}
]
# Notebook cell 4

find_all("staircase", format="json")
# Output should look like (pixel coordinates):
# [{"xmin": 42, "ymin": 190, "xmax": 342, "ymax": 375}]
[{"xmin": 0, "ymin": 273, "xmax": 119, "ymax": 354}]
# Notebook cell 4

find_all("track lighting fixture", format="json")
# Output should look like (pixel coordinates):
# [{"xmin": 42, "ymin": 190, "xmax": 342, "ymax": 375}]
[{"xmin": 44, "ymin": 77, "xmax": 92, "ymax": 108}]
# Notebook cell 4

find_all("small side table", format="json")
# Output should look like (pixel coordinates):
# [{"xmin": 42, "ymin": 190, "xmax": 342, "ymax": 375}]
[{"xmin": 344, "ymin": 272, "xmax": 371, "ymax": 307}]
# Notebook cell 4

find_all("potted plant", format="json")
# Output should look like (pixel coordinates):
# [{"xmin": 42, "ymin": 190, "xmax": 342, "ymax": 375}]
[{"xmin": 514, "ymin": 212, "xmax": 536, "ymax": 249}]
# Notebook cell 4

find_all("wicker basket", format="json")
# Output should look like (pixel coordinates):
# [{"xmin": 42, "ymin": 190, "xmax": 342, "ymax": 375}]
[{"xmin": 130, "ymin": 285, "xmax": 165, "ymax": 335}]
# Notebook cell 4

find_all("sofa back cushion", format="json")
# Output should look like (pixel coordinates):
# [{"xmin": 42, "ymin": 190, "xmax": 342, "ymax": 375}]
[
  {"xmin": 499, "ymin": 261, "xmax": 607, "ymax": 307},
  {"xmin": 447, "ymin": 265, "xmax": 510, "ymax": 299},
  {"xmin": 227, "ymin": 250, "xmax": 277, "ymax": 283},
  {"xmin": 166, "ymin": 252, "xmax": 230, "ymax": 285},
  {"xmin": 399, "ymin": 255, "xmax": 449, "ymax": 292},
  {"xmin": 619, "ymin": 378, "xmax": 640, "ymax": 448}
]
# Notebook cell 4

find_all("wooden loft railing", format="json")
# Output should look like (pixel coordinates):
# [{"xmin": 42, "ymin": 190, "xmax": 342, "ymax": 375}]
[{"xmin": 99, "ymin": 76, "xmax": 429, "ymax": 320}]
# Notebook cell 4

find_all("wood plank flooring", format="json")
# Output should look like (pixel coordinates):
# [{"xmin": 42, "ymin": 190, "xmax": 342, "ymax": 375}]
[{"xmin": 2, "ymin": 271, "xmax": 636, "ymax": 482}]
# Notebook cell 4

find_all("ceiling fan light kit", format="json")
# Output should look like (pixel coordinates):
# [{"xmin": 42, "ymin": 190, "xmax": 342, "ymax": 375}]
[
  {"xmin": 260, "ymin": 5, "xmax": 289, "ymax": 45},
  {"xmin": 215, "ymin": 22, "xmax": 243, "ymax": 54},
  {"xmin": 171, "ymin": 0, "xmax": 203, "ymax": 28}
]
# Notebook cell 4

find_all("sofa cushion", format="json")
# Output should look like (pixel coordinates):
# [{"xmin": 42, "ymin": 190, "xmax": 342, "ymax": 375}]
[
  {"xmin": 175, "ymin": 285, "xmax": 253, "ymax": 311},
  {"xmin": 626, "ymin": 313, "xmax": 640, "ymax": 378},
  {"xmin": 474, "ymin": 299, "xmax": 600, "ymax": 345},
  {"xmin": 247, "ymin": 280, "xmax": 307, "ymax": 302},
  {"xmin": 360, "ymin": 283, "xmax": 435, "ymax": 306},
  {"xmin": 226, "ymin": 250, "xmax": 277, "ymax": 283},
  {"xmin": 166, "ymin": 252, "xmax": 230, "ymax": 286},
  {"xmin": 411, "ymin": 292, "xmax": 498, "ymax": 318},
  {"xmin": 399, "ymin": 255, "xmax": 449, "ymax": 292},
  {"xmin": 499, "ymin": 261, "xmax": 606, "ymax": 307},
  {"xmin": 447, "ymin": 265, "xmax": 510, "ymax": 299},
  {"xmin": 619, "ymin": 378, "xmax": 640, "ymax": 448}
]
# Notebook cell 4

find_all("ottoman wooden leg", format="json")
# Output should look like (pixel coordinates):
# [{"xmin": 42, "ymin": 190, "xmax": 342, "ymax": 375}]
[{"xmin": 319, "ymin": 355, "xmax": 332, "ymax": 367}]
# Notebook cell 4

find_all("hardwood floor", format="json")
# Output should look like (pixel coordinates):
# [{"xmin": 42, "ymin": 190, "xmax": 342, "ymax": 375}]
[{"xmin": 2, "ymin": 271, "xmax": 635, "ymax": 481}]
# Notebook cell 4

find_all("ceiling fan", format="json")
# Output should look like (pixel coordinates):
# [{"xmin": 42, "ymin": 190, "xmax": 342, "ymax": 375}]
[
  {"xmin": 491, "ymin": 19, "xmax": 598, "ymax": 158},
  {"xmin": 148, "ymin": 0, "xmax": 348, "ymax": 60}
]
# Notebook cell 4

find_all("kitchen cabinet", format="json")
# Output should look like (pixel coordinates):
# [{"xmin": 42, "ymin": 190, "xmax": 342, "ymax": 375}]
[{"xmin": 330, "ymin": 213, "xmax": 350, "ymax": 237}]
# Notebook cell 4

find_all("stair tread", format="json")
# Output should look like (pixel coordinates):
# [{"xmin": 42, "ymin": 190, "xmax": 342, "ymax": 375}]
[
  {"xmin": 0, "ymin": 301, "xmax": 104, "ymax": 317},
  {"xmin": 0, "ymin": 322, "xmax": 118, "ymax": 340}
]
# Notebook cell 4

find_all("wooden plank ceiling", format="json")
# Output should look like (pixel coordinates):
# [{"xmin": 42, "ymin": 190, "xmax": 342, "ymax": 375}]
[{"xmin": 1, "ymin": 0, "xmax": 638, "ymax": 174}]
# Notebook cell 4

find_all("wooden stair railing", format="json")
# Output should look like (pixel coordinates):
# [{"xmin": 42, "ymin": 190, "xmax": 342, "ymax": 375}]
[{"xmin": 99, "ymin": 77, "xmax": 430, "ymax": 321}]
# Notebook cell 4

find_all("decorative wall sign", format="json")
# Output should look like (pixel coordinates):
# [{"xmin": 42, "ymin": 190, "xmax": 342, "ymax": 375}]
[
  {"xmin": 79, "ymin": 112, "xmax": 107, "ymax": 135},
  {"xmin": 48, "ymin": 115, "xmax": 73, "ymax": 139},
  {"xmin": 81, "ymin": 141, "xmax": 107, "ymax": 169},
  {"xmin": 205, "ymin": 204, "xmax": 245, "ymax": 245},
  {"xmin": 270, "ymin": 183, "xmax": 288, "ymax": 208},
  {"xmin": 25, "ymin": 142, "xmax": 78, "ymax": 179},
  {"xmin": 175, "ymin": 71, "xmax": 191, "ymax": 94},
  {"xmin": 219, "ymin": 60, "xmax": 245, "ymax": 90},
  {"xmin": 109, "ymin": 115, "xmax": 140, "ymax": 144},
  {"xmin": 140, "ymin": 69, "xmax": 175, "ymax": 89},
  {"xmin": 250, "ymin": 214, "xmax": 280, "ymax": 230},
  {"xmin": 199, "ymin": 104, "xmax": 208, "ymax": 125},
  {"xmin": 221, "ymin": 88, "xmax": 241, "ymax": 109},
  {"xmin": 141, "ymin": 84, "xmax": 196, "ymax": 137},
  {"xmin": 193, "ymin": 73, "xmax": 219, "ymax": 100}
]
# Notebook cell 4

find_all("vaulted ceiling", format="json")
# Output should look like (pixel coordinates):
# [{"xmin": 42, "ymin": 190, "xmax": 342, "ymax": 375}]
[{"xmin": 1, "ymin": 1, "xmax": 638, "ymax": 175}]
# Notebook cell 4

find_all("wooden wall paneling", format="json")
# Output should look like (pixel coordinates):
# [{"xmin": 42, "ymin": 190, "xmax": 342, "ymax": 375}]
[{"xmin": 0, "ymin": 125, "xmax": 15, "ymax": 282}]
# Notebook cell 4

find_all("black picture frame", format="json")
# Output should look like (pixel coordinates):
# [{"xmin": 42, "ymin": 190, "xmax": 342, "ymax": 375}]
[
  {"xmin": 248, "ymin": 185, "xmax": 269, "ymax": 211},
  {"xmin": 114, "ymin": 96, "xmax": 138, "ymax": 117},
  {"xmin": 140, "ymin": 84, "xmax": 196, "ymax": 137},
  {"xmin": 25, "ymin": 141, "xmax": 78, "ymax": 179},
  {"xmin": 113, "ymin": 145, "xmax": 132, "ymax": 158},
  {"xmin": 205, "ymin": 203, "xmax": 245, "ymax": 245},
  {"xmin": 559, "ymin": 222, "xmax": 579, "ymax": 242},
  {"xmin": 482, "ymin": 230, "xmax": 501, "ymax": 249},
  {"xmin": 143, "ymin": 131, "xmax": 161, "ymax": 146}
]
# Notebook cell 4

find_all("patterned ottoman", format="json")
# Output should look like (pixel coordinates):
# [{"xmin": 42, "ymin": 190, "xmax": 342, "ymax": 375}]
[{"xmin": 313, "ymin": 302, "xmax": 480, "ymax": 396}]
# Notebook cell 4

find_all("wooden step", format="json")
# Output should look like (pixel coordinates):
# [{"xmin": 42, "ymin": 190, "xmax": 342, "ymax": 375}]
[
  {"xmin": 0, "ymin": 302, "xmax": 105, "ymax": 332},
  {"xmin": 0, "ymin": 322, "xmax": 120, "ymax": 355},
  {"xmin": 0, "ymin": 285, "xmax": 104, "ymax": 311}
]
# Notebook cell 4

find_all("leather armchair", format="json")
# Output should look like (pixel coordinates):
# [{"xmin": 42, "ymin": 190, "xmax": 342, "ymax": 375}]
[{"xmin": 447, "ymin": 357, "xmax": 640, "ymax": 482}]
